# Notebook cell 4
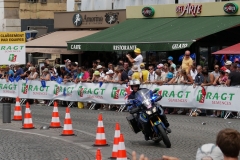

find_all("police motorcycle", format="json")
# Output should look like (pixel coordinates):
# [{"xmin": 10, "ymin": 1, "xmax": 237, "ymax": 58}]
[{"xmin": 126, "ymin": 88, "xmax": 171, "ymax": 148}]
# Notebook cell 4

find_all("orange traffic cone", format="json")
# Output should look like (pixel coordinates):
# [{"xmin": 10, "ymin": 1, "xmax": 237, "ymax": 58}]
[
  {"xmin": 50, "ymin": 101, "xmax": 62, "ymax": 128},
  {"xmin": 117, "ymin": 134, "xmax": 127, "ymax": 160},
  {"xmin": 93, "ymin": 113, "xmax": 109, "ymax": 146},
  {"xmin": 110, "ymin": 123, "xmax": 121, "ymax": 159},
  {"xmin": 21, "ymin": 102, "xmax": 35, "ymax": 129},
  {"xmin": 12, "ymin": 97, "xmax": 22, "ymax": 121},
  {"xmin": 95, "ymin": 148, "xmax": 102, "ymax": 160},
  {"xmin": 61, "ymin": 107, "xmax": 75, "ymax": 136}
]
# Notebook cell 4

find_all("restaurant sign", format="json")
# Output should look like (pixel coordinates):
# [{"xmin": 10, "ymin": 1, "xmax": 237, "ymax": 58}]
[
  {"xmin": 223, "ymin": 3, "xmax": 238, "ymax": 14},
  {"xmin": 113, "ymin": 45, "xmax": 137, "ymax": 51},
  {"xmin": 176, "ymin": 3, "xmax": 202, "ymax": 17},
  {"xmin": 142, "ymin": 7, "xmax": 155, "ymax": 18}
]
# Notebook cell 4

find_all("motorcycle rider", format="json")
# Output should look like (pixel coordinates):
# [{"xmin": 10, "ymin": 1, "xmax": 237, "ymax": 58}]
[{"xmin": 128, "ymin": 79, "xmax": 171, "ymax": 141}]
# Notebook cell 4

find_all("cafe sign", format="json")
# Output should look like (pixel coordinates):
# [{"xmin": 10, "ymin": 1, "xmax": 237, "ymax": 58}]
[
  {"xmin": 176, "ymin": 3, "xmax": 202, "ymax": 17},
  {"xmin": 142, "ymin": 7, "xmax": 155, "ymax": 18},
  {"xmin": 224, "ymin": 3, "xmax": 238, "ymax": 14}
]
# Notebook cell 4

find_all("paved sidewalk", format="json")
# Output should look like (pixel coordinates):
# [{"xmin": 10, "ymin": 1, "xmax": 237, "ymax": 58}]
[{"xmin": 0, "ymin": 104, "xmax": 240, "ymax": 159}]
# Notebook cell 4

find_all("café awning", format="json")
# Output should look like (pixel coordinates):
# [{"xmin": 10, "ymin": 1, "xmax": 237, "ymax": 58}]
[
  {"xmin": 26, "ymin": 30, "xmax": 99, "ymax": 54},
  {"xmin": 67, "ymin": 16, "xmax": 240, "ymax": 52},
  {"xmin": 212, "ymin": 43, "xmax": 240, "ymax": 54}
]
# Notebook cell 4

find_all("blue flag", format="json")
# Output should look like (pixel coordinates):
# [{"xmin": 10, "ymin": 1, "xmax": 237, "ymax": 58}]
[
  {"xmin": 15, "ymin": 75, "xmax": 21, "ymax": 82},
  {"xmin": 41, "ymin": 80, "xmax": 46, "ymax": 88},
  {"xmin": 220, "ymin": 55, "xmax": 225, "ymax": 66},
  {"xmin": 99, "ymin": 81, "xmax": 103, "ymax": 88},
  {"xmin": 178, "ymin": 54, "xmax": 184, "ymax": 62},
  {"xmin": 9, "ymin": 76, "xmax": 14, "ymax": 82},
  {"xmin": 25, "ymin": 78, "xmax": 28, "ymax": 84},
  {"xmin": 56, "ymin": 77, "xmax": 62, "ymax": 84},
  {"xmin": 190, "ymin": 53, "xmax": 196, "ymax": 60},
  {"xmin": 63, "ymin": 87, "xmax": 66, "ymax": 96}
]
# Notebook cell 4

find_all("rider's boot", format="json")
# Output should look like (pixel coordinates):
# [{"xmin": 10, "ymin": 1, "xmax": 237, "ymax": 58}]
[{"xmin": 144, "ymin": 134, "xmax": 150, "ymax": 141}]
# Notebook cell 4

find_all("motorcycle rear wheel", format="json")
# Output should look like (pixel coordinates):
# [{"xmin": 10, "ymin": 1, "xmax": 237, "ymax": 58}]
[{"xmin": 157, "ymin": 125, "xmax": 171, "ymax": 148}]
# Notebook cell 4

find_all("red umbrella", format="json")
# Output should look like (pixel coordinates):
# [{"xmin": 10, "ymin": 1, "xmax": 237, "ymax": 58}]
[{"xmin": 212, "ymin": 43, "xmax": 240, "ymax": 55}]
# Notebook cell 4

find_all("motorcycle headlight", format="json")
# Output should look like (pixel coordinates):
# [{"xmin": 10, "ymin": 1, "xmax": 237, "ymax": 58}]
[
  {"xmin": 152, "ymin": 106, "xmax": 157, "ymax": 113},
  {"xmin": 146, "ymin": 110, "xmax": 152, "ymax": 115}
]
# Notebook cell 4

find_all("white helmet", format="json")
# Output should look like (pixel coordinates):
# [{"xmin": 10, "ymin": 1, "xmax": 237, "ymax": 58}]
[{"xmin": 129, "ymin": 79, "xmax": 141, "ymax": 86}]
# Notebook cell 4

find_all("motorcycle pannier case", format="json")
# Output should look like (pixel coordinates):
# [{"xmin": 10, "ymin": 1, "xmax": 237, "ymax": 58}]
[{"xmin": 126, "ymin": 115, "xmax": 141, "ymax": 133}]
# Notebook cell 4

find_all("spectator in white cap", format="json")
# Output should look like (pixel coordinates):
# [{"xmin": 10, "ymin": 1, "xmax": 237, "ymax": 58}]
[
  {"xmin": 104, "ymin": 69, "xmax": 114, "ymax": 82},
  {"xmin": 126, "ymin": 48, "xmax": 143, "ymax": 71},
  {"xmin": 196, "ymin": 143, "xmax": 224, "ymax": 160},
  {"xmin": 96, "ymin": 65, "xmax": 105, "ymax": 78},
  {"xmin": 224, "ymin": 61, "xmax": 232, "ymax": 70}
]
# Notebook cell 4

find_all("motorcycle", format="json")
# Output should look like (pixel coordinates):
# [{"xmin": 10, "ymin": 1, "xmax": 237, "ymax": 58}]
[{"xmin": 126, "ymin": 88, "xmax": 171, "ymax": 148}]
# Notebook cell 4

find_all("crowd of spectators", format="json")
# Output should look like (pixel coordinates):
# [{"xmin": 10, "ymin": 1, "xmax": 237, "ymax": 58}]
[{"xmin": 1, "ymin": 48, "xmax": 240, "ymax": 114}]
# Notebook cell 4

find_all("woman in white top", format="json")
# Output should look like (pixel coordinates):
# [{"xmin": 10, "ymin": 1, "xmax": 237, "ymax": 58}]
[
  {"xmin": 113, "ymin": 66, "xmax": 121, "ymax": 83},
  {"xmin": 40, "ymin": 68, "xmax": 50, "ymax": 81},
  {"xmin": 28, "ymin": 67, "xmax": 38, "ymax": 80},
  {"xmin": 168, "ymin": 69, "xmax": 193, "ymax": 85}
]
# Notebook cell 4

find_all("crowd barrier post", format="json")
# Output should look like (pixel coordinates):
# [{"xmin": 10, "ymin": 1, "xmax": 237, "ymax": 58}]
[
  {"xmin": 48, "ymin": 100, "xmax": 54, "ymax": 106},
  {"xmin": 189, "ymin": 108, "xmax": 198, "ymax": 117},
  {"xmin": 118, "ymin": 105, "xmax": 126, "ymax": 112},
  {"xmin": 89, "ymin": 103, "xmax": 96, "ymax": 110}
]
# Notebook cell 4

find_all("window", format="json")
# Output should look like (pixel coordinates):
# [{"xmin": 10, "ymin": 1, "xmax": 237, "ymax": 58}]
[
  {"xmin": 40, "ymin": 0, "xmax": 47, "ymax": 3},
  {"xmin": 199, "ymin": 47, "xmax": 208, "ymax": 67},
  {"xmin": 27, "ymin": 0, "xmax": 37, "ymax": 3}
]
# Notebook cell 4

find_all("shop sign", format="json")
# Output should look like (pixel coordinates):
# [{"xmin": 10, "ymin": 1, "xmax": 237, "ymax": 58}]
[
  {"xmin": 176, "ymin": 3, "xmax": 202, "ymax": 17},
  {"xmin": 105, "ymin": 12, "xmax": 119, "ymax": 24},
  {"xmin": 70, "ymin": 44, "xmax": 81, "ymax": 50},
  {"xmin": 142, "ymin": 7, "xmax": 155, "ymax": 18},
  {"xmin": 72, "ymin": 13, "xmax": 82, "ymax": 26},
  {"xmin": 172, "ymin": 43, "xmax": 188, "ymax": 50},
  {"xmin": 113, "ymin": 45, "xmax": 137, "ymax": 51},
  {"xmin": 224, "ymin": 3, "xmax": 238, "ymax": 14},
  {"xmin": 0, "ymin": 32, "xmax": 25, "ymax": 43},
  {"xmin": 83, "ymin": 15, "xmax": 103, "ymax": 23}
]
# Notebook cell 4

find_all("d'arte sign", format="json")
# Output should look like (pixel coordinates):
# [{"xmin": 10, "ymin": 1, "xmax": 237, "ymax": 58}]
[
  {"xmin": 176, "ymin": 3, "xmax": 202, "ymax": 17},
  {"xmin": 223, "ymin": 3, "xmax": 238, "ymax": 14},
  {"xmin": 142, "ymin": 7, "xmax": 155, "ymax": 18}
]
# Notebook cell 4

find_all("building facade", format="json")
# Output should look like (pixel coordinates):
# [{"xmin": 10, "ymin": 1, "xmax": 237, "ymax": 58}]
[{"xmin": 67, "ymin": 1, "xmax": 240, "ymax": 69}]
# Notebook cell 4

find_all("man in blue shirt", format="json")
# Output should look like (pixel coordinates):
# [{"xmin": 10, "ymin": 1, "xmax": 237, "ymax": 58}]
[
  {"xmin": 14, "ymin": 65, "xmax": 24, "ymax": 78},
  {"xmin": 5, "ymin": 65, "xmax": 14, "ymax": 82}
]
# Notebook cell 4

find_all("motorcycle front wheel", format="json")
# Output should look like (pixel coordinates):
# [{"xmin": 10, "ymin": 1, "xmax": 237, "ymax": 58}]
[{"xmin": 157, "ymin": 125, "xmax": 171, "ymax": 148}]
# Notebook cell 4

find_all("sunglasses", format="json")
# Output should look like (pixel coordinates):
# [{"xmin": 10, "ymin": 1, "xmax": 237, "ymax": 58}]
[
  {"xmin": 215, "ymin": 67, "xmax": 219, "ymax": 69},
  {"xmin": 185, "ymin": 55, "xmax": 190, "ymax": 57},
  {"xmin": 149, "ymin": 68, "xmax": 153, "ymax": 70}
]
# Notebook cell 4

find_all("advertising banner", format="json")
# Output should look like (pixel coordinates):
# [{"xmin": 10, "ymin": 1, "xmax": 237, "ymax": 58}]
[
  {"xmin": 0, "ymin": 79, "xmax": 239, "ymax": 112},
  {"xmin": 0, "ymin": 32, "xmax": 26, "ymax": 64}
]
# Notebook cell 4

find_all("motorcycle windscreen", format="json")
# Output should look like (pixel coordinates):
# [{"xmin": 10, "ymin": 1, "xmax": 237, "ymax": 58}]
[{"xmin": 135, "ymin": 89, "xmax": 152, "ymax": 109}]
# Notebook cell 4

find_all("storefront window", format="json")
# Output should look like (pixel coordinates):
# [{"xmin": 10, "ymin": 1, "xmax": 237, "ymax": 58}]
[
  {"xmin": 210, "ymin": 46, "xmax": 221, "ymax": 69},
  {"xmin": 199, "ymin": 47, "xmax": 208, "ymax": 67},
  {"xmin": 147, "ymin": 51, "xmax": 167, "ymax": 67}
]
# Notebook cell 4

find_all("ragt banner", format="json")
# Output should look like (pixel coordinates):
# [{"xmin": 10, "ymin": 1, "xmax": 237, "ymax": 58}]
[{"xmin": 0, "ymin": 79, "xmax": 239, "ymax": 111}]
